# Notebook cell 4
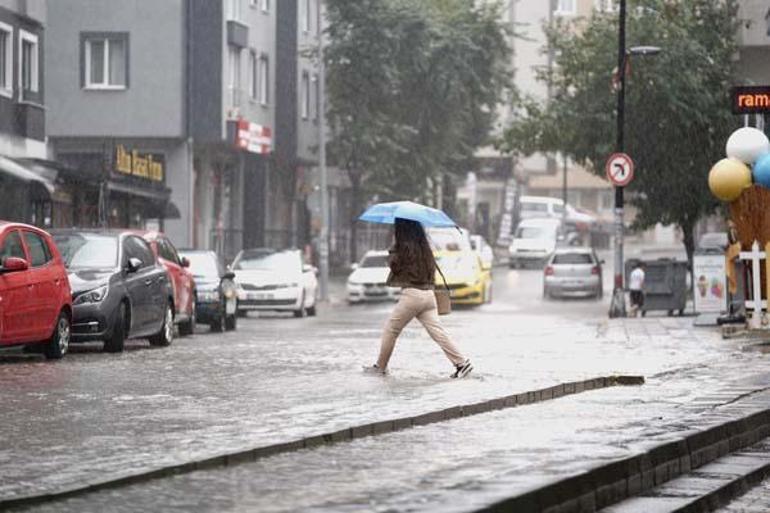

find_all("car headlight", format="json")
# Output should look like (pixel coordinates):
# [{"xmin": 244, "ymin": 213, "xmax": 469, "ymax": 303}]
[
  {"xmin": 198, "ymin": 290, "xmax": 221, "ymax": 302},
  {"xmin": 348, "ymin": 280, "xmax": 362, "ymax": 287},
  {"xmin": 73, "ymin": 285, "xmax": 108, "ymax": 305}
]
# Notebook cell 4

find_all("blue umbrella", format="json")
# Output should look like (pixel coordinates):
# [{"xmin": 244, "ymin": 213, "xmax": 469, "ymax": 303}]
[{"xmin": 358, "ymin": 201, "xmax": 457, "ymax": 227}]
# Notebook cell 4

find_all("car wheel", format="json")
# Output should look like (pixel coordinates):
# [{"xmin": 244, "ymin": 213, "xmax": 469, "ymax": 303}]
[
  {"xmin": 104, "ymin": 302, "xmax": 127, "ymax": 353},
  {"xmin": 211, "ymin": 304, "xmax": 226, "ymax": 332},
  {"xmin": 225, "ymin": 312, "xmax": 237, "ymax": 331},
  {"xmin": 149, "ymin": 303, "xmax": 174, "ymax": 347},
  {"xmin": 44, "ymin": 310, "xmax": 71, "ymax": 360},
  {"xmin": 293, "ymin": 293, "xmax": 307, "ymax": 318},
  {"xmin": 179, "ymin": 301, "xmax": 196, "ymax": 336}
]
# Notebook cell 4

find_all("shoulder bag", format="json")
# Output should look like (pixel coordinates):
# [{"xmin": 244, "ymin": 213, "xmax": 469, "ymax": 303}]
[{"xmin": 434, "ymin": 265, "xmax": 451, "ymax": 316}]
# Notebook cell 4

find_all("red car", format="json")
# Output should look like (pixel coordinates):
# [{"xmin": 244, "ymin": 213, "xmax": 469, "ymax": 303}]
[
  {"xmin": 0, "ymin": 222, "xmax": 72, "ymax": 358},
  {"xmin": 138, "ymin": 232, "xmax": 196, "ymax": 336}
]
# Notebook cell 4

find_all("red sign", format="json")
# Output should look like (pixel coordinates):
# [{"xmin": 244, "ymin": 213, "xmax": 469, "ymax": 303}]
[
  {"xmin": 605, "ymin": 153, "xmax": 634, "ymax": 187},
  {"xmin": 235, "ymin": 120, "xmax": 272, "ymax": 154}
]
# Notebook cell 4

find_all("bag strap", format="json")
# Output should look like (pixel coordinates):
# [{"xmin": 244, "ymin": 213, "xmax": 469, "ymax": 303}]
[{"xmin": 435, "ymin": 264, "xmax": 450, "ymax": 292}]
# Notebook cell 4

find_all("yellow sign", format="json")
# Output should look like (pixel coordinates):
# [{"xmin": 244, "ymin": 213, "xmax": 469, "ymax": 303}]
[{"xmin": 115, "ymin": 145, "xmax": 164, "ymax": 182}]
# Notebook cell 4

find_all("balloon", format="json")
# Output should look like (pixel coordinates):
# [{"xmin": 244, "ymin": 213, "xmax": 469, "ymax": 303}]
[
  {"xmin": 726, "ymin": 127, "xmax": 770, "ymax": 164},
  {"xmin": 708, "ymin": 158, "xmax": 752, "ymax": 201},
  {"xmin": 753, "ymin": 153, "xmax": 770, "ymax": 188}
]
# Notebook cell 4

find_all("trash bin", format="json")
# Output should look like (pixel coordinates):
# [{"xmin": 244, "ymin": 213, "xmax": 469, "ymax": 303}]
[{"xmin": 625, "ymin": 258, "xmax": 689, "ymax": 316}]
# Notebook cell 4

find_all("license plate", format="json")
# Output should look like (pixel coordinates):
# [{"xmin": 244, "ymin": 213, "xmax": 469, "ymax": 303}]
[{"xmin": 249, "ymin": 292, "xmax": 274, "ymax": 300}]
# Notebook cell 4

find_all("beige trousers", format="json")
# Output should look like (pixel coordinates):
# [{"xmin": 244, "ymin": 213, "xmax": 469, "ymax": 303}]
[{"xmin": 376, "ymin": 288, "xmax": 466, "ymax": 369}]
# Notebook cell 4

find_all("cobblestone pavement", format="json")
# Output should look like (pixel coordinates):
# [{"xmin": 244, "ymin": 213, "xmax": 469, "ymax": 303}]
[{"xmin": 1, "ymin": 266, "xmax": 766, "ymax": 509}]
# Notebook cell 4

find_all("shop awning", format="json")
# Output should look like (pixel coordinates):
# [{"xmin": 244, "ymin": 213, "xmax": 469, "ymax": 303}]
[
  {"xmin": 0, "ymin": 155, "xmax": 56, "ymax": 195},
  {"xmin": 107, "ymin": 181, "xmax": 181, "ymax": 220}
]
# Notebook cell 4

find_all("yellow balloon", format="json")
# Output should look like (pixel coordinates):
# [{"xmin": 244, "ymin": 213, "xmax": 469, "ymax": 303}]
[{"xmin": 708, "ymin": 158, "xmax": 752, "ymax": 201}]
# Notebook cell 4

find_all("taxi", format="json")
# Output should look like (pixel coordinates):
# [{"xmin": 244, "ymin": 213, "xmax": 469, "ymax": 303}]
[{"xmin": 428, "ymin": 227, "xmax": 492, "ymax": 306}]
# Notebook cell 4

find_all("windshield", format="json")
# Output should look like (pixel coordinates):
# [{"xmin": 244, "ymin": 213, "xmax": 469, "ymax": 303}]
[
  {"xmin": 53, "ymin": 233, "xmax": 118, "ymax": 269},
  {"xmin": 515, "ymin": 226, "xmax": 555, "ymax": 239},
  {"xmin": 233, "ymin": 250, "xmax": 300, "ymax": 272},
  {"xmin": 361, "ymin": 254, "xmax": 388, "ymax": 268},
  {"xmin": 553, "ymin": 253, "xmax": 593, "ymax": 265},
  {"xmin": 427, "ymin": 228, "xmax": 471, "ymax": 251},
  {"xmin": 181, "ymin": 252, "xmax": 220, "ymax": 278}
]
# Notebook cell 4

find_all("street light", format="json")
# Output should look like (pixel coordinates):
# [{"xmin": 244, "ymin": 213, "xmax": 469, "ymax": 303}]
[
  {"xmin": 608, "ymin": 0, "xmax": 662, "ymax": 318},
  {"xmin": 317, "ymin": 0, "xmax": 330, "ymax": 301}
]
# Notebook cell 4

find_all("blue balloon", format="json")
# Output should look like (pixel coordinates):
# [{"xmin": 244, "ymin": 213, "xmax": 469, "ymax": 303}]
[{"xmin": 753, "ymin": 152, "xmax": 770, "ymax": 188}]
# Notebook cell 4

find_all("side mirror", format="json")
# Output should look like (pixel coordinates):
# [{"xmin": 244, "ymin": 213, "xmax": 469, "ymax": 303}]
[
  {"xmin": 180, "ymin": 257, "xmax": 190, "ymax": 268},
  {"xmin": 223, "ymin": 271, "xmax": 236, "ymax": 281},
  {"xmin": 0, "ymin": 257, "xmax": 29, "ymax": 273},
  {"xmin": 126, "ymin": 257, "xmax": 143, "ymax": 274}
]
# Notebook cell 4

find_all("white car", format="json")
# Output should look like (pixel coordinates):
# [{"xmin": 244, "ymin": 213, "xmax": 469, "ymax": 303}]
[
  {"xmin": 508, "ymin": 218, "xmax": 561, "ymax": 269},
  {"xmin": 233, "ymin": 248, "xmax": 318, "ymax": 317},
  {"xmin": 347, "ymin": 250, "xmax": 400, "ymax": 303},
  {"xmin": 470, "ymin": 234, "xmax": 494, "ymax": 270},
  {"xmin": 519, "ymin": 195, "xmax": 596, "ymax": 227}
]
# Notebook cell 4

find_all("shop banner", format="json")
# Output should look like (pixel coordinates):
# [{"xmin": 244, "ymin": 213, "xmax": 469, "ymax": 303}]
[{"xmin": 693, "ymin": 253, "xmax": 727, "ymax": 313}]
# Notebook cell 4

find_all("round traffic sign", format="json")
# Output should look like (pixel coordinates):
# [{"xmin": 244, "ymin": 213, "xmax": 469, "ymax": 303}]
[{"xmin": 605, "ymin": 153, "xmax": 634, "ymax": 186}]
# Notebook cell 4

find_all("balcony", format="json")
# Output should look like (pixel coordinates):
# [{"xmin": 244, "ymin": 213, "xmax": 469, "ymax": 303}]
[{"xmin": 227, "ymin": 20, "xmax": 249, "ymax": 48}]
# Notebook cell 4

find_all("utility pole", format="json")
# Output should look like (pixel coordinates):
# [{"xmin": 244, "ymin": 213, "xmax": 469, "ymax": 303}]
[
  {"xmin": 609, "ymin": 0, "xmax": 627, "ymax": 318},
  {"xmin": 317, "ymin": 0, "xmax": 330, "ymax": 301}
]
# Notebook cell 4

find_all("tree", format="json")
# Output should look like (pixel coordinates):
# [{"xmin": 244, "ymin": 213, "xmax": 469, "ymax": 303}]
[
  {"xmin": 501, "ymin": 0, "xmax": 740, "ymax": 265},
  {"xmin": 324, "ymin": 0, "xmax": 511, "ymax": 260}
]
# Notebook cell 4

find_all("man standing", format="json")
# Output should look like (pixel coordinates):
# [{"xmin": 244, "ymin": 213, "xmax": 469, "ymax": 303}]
[{"xmin": 628, "ymin": 262, "xmax": 646, "ymax": 317}]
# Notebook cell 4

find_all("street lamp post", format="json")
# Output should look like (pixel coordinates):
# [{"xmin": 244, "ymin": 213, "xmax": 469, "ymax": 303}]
[
  {"xmin": 608, "ymin": 0, "xmax": 661, "ymax": 318},
  {"xmin": 317, "ymin": 0, "xmax": 330, "ymax": 301}
]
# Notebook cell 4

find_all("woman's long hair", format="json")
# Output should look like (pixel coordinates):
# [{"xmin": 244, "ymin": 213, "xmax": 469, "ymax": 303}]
[{"xmin": 394, "ymin": 218, "xmax": 436, "ymax": 278}]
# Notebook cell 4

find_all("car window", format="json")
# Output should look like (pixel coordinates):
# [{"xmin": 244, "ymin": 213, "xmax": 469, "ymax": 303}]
[
  {"xmin": 233, "ymin": 250, "xmax": 300, "ymax": 272},
  {"xmin": 0, "ymin": 231, "xmax": 26, "ymax": 262},
  {"xmin": 552, "ymin": 204, "xmax": 565, "ymax": 214},
  {"xmin": 553, "ymin": 253, "xmax": 593, "ymax": 265},
  {"xmin": 23, "ymin": 231, "xmax": 52, "ymax": 267},
  {"xmin": 181, "ymin": 252, "xmax": 220, "ymax": 278},
  {"xmin": 361, "ymin": 255, "xmax": 388, "ymax": 268},
  {"xmin": 124, "ymin": 236, "xmax": 156, "ymax": 268},
  {"xmin": 54, "ymin": 233, "xmax": 118, "ymax": 269},
  {"xmin": 521, "ymin": 202, "xmax": 548, "ymax": 213},
  {"xmin": 159, "ymin": 238, "xmax": 181, "ymax": 264}
]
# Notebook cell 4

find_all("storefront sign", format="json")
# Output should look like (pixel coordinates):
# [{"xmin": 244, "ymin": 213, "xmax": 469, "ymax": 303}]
[
  {"xmin": 115, "ymin": 145, "xmax": 164, "ymax": 182},
  {"xmin": 731, "ymin": 86, "xmax": 770, "ymax": 114},
  {"xmin": 692, "ymin": 254, "xmax": 727, "ymax": 313},
  {"xmin": 233, "ymin": 120, "xmax": 272, "ymax": 154}
]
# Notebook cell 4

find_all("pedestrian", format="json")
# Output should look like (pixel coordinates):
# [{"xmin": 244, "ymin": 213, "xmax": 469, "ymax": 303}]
[
  {"xmin": 364, "ymin": 218, "xmax": 473, "ymax": 378},
  {"xmin": 628, "ymin": 261, "xmax": 646, "ymax": 317}
]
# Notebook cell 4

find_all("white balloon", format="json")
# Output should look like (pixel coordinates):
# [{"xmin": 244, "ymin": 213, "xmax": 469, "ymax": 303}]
[{"xmin": 726, "ymin": 127, "xmax": 770, "ymax": 164}]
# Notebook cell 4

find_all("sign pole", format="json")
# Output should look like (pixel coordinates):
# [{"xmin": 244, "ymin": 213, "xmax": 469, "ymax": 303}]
[{"xmin": 609, "ymin": 0, "xmax": 627, "ymax": 318}]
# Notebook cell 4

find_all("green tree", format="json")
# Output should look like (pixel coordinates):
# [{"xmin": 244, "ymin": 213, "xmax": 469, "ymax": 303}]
[
  {"xmin": 324, "ymin": 0, "xmax": 511, "ymax": 260},
  {"xmin": 501, "ymin": 0, "xmax": 740, "ymax": 265}
]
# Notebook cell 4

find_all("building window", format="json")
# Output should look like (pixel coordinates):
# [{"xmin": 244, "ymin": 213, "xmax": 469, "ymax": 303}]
[
  {"xmin": 300, "ymin": 0, "xmax": 312, "ymax": 33},
  {"xmin": 0, "ymin": 22, "xmax": 11, "ymax": 98},
  {"xmin": 228, "ymin": 46, "xmax": 241, "ymax": 106},
  {"xmin": 594, "ymin": 0, "xmax": 617, "ymax": 12},
  {"xmin": 83, "ymin": 34, "xmax": 128, "ymax": 89},
  {"xmin": 312, "ymin": 73, "xmax": 319, "ymax": 120},
  {"xmin": 258, "ymin": 54, "xmax": 269, "ymax": 106},
  {"xmin": 248, "ymin": 50, "xmax": 257, "ymax": 100},
  {"xmin": 19, "ymin": 30, "xmax": 39, "ymax": 95},
  {"xmin": 227, "ymin": 0, "xmax": 242, "ymax": 21},
  {"xmin": 300, "ymin": 71, "xmax": 310, "ymax": 119},
  {"xmin": 554, "ymin": 0, "xmax": 576, "ymax": 15}
]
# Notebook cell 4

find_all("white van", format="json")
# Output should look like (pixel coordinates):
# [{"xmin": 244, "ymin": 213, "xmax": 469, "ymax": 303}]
[
  {"xmin": 508, "ymin": 218, "xmax": 562, "ymax": 269},
  {"xmin": 519, "ymin": 195, "xmax": 595, "ymax": 227}
]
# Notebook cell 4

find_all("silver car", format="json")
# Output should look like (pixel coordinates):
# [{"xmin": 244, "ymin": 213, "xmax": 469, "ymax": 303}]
[{"xmin": 543, "ymin": 248, "xmax": 603, "ymax": 299}]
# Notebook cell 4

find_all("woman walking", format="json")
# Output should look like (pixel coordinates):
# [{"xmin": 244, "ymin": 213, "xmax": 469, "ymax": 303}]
[{"xmin": 365, "ymin": 218, "xmax": 473, "ymax": 378}]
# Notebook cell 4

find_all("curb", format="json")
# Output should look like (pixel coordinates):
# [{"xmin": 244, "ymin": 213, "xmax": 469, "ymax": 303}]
[
  {"xmin": 476, "ymin": 408, "xmax": 770, "ymax": 513},
  {"xmin": 0, "ymin": 375, "xmax": 643, "ymax": 510}
]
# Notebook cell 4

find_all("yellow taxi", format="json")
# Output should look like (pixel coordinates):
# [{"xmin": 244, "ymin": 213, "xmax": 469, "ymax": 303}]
[{"xmin": 428, "ymin": 228, "xmax": 492, "ymax": 306}]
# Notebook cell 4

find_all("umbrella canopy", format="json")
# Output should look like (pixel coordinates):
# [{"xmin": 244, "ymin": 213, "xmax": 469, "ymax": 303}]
[{"xmin": 358, "ymin": 201, "xmax": 457, "ymax": 227}]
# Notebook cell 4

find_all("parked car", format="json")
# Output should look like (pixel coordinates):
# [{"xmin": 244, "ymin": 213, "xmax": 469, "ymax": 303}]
[
  {"xmin": 51, "ymin": 230, "xmax": 175, "ymax": 352},
  {"xmin": 508, "ymin": 218, "xmax": 562, "ymax": 269},
  {"xmin": 139, "ymin": 231, "xmax": 196, "ymax": 336},
  {"xmin": 470, "ymin": 234, "xmax": 494, "ymax": 270},
  {"xmin": 178, "ymin": 250, "xmax": 238, "ymax": 331},
  {"xmin": 347, "ymin": 250, "xmax": 400, "ymax": 303},
  {"xmin": 427, "ymin": 227, "xmax": 492, "ymax": 305},
  {"xmin": 543, "ymin": 247, "xmax": 603, "ymax": 299},
  {"xmin": 518, "ymin": 195, "xmax": 596, "ymax": 228},
  {"xmin": 233, "ymin": 248, "xmax": 318, "ymax": 317},
  {"xmin": 0, "ymin": 222, "xmax": 72, "ymax": 359}
]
